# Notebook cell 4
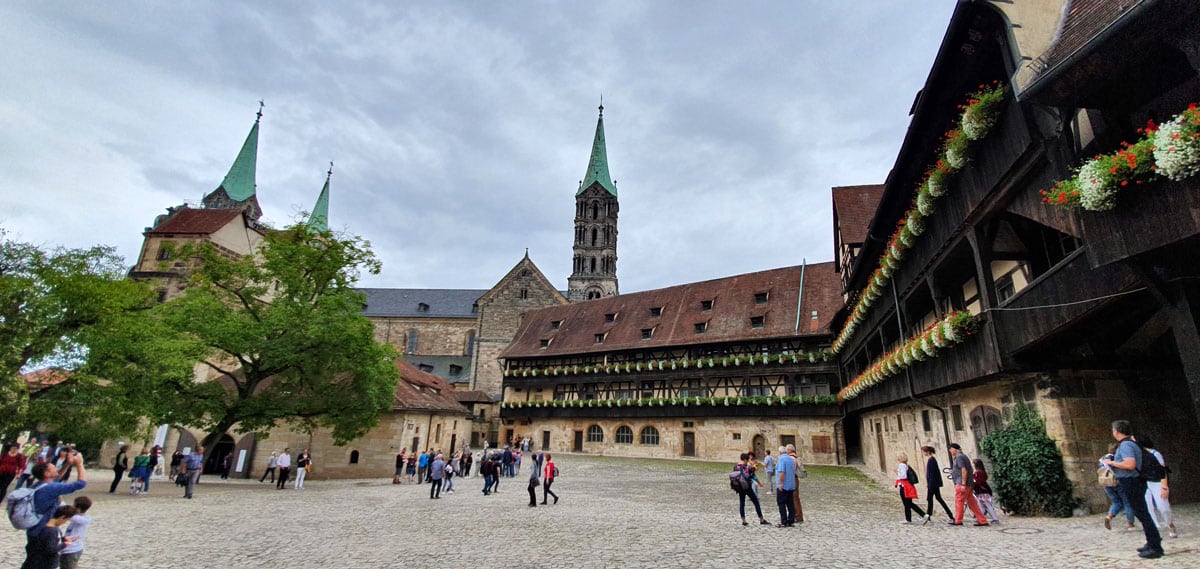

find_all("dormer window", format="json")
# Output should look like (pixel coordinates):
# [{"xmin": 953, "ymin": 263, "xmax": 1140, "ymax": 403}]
[
  {"xmin": 418, "ymin": 364, "xmax": 434, "ymax": 372},
  {"xmin": 540, "ymin": 339, "xmax": 551, "ymax": 348},
  {"xmin": 649, "ymin": 307, "xmax": 663, "ymax": 317},
  {"xmin": 750, "ymin": 316, "xmax": 765, "ymax": 329},
  {"xmin": 594, "ymin": 333, "xmax": 607, "ymax": 344},
  {"xmin": 701, "ymin": 300, "xmax": 714, "ymax": 311},
  {"xmin": 449, "ymin": 365, "xmax": 462, "ymax": 377},
  {"xmin": 694, "ymin": 322, "xmax": 708, "ymax": 334},
  {"xmin": 551, "ymin": 320, "xmax": 563, "ymax": 330},
  {"xmin": 605, "ymin": 312, "xmax": 617, "ymax": 323},
  {"xmin": 811, "ymin": 310, "xmax": 818, "ymax": 320},
  {"xmin": 641, "ymin": 328, "xmax": 654, "ymax": 340},
  {"xmin": 754, "ymin": 292, "xmax": 769, "ymax": 304},
  {"xmin": 417, "ymin": 302, "xmax": 430, "ymax": 313}
]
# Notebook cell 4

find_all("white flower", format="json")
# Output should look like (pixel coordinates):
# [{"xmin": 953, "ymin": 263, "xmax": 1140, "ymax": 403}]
[
  {"xmin": 1077, "ymin": 158, "xmax": 1118, "ymax": 211},
  {"xmin": 921, "ymin": 337, "xmax": 936, "ymax": 357},
  {"xmin": 1154, "ymin": 115, "xmax": 1200, "ymax": 181},
  {"xmin": 917, "ymin": 190, "xmax": 935, "ymax": 216},
  {"xmin": 962, "ymin": 106, "xmax": 996, "ymax": 140},
  {"xmin": 889, "ymin": 244, "xmax": 904, "ymax": 261},
  {"xmin": 926, "ymin": 176, "xmax": 945, "ymax": 198},
  {"xmin": 898, "ymin": 230, "xmax": 914, "ymax": 248},
  {"xmin": 944, "ymin": 320, "xmax": 960, "ymax": 343},
  {"xmin": 945, "ymin": 146, "xmax": 967, "ymax": 169},
  {"xmin": 907, "ymin": 212, "xmax": 925, "ymax": 235}
]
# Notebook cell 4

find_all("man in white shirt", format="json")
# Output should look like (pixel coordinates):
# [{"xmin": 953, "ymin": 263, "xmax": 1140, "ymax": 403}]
[{"xmin": 275, "ymin": 448, "xmax": 292, "ymax": 490}]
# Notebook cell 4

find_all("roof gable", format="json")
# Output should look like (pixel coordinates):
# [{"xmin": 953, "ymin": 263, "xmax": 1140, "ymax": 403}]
[
  {"xmin": 146, "ymin": 208, "xmax": 245, "ymax": 235},
  {"xmin": 476, "ymin": 253, "xmax": 568, "ymax": 307},
  {"xmin": 832, "ymin": 184, "xmax": 885, "ymax": 247}
]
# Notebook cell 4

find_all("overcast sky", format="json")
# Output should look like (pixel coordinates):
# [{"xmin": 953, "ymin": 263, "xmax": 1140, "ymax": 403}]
[{"xmin": 1, "ymin": 1, "xmax": 958, "ymax": 292}]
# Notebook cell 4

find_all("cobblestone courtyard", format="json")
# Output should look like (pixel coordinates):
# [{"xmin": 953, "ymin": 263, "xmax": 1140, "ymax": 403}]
[{"xmin": 3, "ymin": 455, "xmax": 1197, "ymax": 568}]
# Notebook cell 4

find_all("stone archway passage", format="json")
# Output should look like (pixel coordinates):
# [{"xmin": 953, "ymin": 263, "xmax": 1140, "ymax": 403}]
[{"xmin": 204, "ymin": 433, "xmax": 235, "ymax": 475}]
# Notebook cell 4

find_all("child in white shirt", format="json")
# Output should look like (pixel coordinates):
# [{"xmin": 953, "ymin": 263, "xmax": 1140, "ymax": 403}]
[{"xmin": 60, "ymin": 496, "xmax": 92, "ymax": 569}]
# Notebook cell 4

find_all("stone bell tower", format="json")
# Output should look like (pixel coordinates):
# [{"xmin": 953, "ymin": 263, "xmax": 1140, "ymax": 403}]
[{"xmin": 568, "ymin": 104, "xmax": 619, "ymax": 302}]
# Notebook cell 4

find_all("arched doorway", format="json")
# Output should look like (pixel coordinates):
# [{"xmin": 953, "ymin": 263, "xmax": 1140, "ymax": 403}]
[
  {"xmin": 204, "ymin": 433, "xmax": 235, "ymax": 475},
  {"xmin": 969, "ymin": 405, "xmax": 1003, "ymax": 457},
  {"xmin": 752, "ymin": 434, "xmax": 766, "ymax": 459}
]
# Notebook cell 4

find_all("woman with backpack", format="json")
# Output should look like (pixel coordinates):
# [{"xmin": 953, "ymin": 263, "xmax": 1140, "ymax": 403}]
[
  {"xmin": 732, "ymin": 453, "xmax": 770, "ymax": 526},
  {"xmin": 1137, "ymin": 435, "xmax": 1177, "ymax": 539},
  {"xmin": 895, "ymin": 453, "xmax": 930, "ymax": 524}
]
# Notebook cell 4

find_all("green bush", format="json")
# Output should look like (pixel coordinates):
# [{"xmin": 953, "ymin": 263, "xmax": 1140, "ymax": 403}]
[{"xmin": 979, "ymin": 403, "xmax": 1078, "ymax": 517}]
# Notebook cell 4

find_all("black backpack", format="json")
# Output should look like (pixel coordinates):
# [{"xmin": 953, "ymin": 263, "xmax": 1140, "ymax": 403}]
[
  {"xmin": 728, "ymin": 466, "xmax": 752, "ymax": 493},
  {"xmin": 906, "ymin": 465, "xmax": 919, "ymax": 485},
  {"xmin": 1139, "ymin": 447, "xmax": 1167, "ymax": 482}
]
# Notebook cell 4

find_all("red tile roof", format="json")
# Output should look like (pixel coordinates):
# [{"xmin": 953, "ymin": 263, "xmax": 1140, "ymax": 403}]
[
  {"xmin": 393, "ymin": 359, "xmax": 470, "ymax": 414},
  {"xmin": 23, "ymin": 368, "xmax": 70, "ymax": 391},
  {"xmin": 147, "ymin": 208, "xmax": 244, "ymax": 235},
  {"xmin": 832, "ymin": 184, "xmax": 884, "ymax": 247},
  {"xmin": 501, "ymin": 262, "xmax": 842, "ymax": 359}
]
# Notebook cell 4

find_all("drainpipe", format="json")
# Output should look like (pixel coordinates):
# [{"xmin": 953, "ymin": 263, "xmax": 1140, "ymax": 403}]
[
  {"xmin": 891, "ymin": 279, "xmax": 953, "ymax": 454},
  {"xmin": 794, "ymin": 259, "xmax": 807, "ymax": 333}
]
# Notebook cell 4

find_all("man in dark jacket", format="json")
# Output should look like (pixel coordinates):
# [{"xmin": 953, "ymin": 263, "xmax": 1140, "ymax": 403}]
[{"xmin": 109, "ymin": 446, "xmax": 129, "ymax": 494}]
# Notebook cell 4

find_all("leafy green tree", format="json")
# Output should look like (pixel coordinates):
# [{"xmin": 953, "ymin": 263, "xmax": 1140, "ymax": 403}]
[
  {"xmin": 0, "ymin": 228, "xmax": 180, "ymax": 443},
  {"xmin": 979, "ymin": 403, "xmax": 1079, "ymax": 517},
  {"xmin": 155, "ymin": 223, "xmax": 398, "ymax": 445}
]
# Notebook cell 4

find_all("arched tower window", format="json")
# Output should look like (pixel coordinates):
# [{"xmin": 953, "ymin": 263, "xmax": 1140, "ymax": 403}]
[
  {"xmin": 591, "ymin": 228, "xmax": 597, "ymax": 246},
  {"xmin": 591, "ymin": 201, "xmax": 598, "ymax": 219},
  {"xmin": 590, "ymin": 257, "xmax": 596, "ymax": 273}
]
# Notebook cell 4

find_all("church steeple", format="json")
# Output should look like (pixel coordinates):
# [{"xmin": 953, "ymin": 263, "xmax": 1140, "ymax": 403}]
[
  {"xmin": 577, "ymin": 103, "xmax": 616, "ymax": 197},
  {"xmin": 202, "ymin": 103, "xmax": 264, "ymax": 224},
  {"xmin": 308, "ymin": 162, "xmax": 332, "ymax": 232},
  {"xmin": 568, "ymin": 103, "xmax": 619, "ymax": 302}
]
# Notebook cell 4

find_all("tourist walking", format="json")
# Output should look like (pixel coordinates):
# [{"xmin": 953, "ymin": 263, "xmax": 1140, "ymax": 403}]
[
  {"xmin": 542, "ymin": 454, "xmax": 559, "ymax": 505},
  {"xmin": 276, "ymin": 448, "xmax": 292, "ymax": 489},
  {"xmin": 182, "ymin": 446, "xmax": 203, "ymax": 499},
  {"xmin": 220, "ymin": 452, "xmax": 234, "ymax": 480},
  {"xmin": 442, "ymin": 461, "xmax": 455, "ymax": 494},
  {"xmin": 406, "ymin": 453, "xmax": 417, "ymax": 482},
  {"xmin": 295, "ymin": 449, "xmax": 311, "ymax": 489},
  {"xmin": 921, "ymin": 446, "xmax": 955, "ymax": 522},
  {"xmin": 169, "ymin": 450, "xmax": 183, "ymax": 480},
  {"xmin": 972, "ymin": 459, "xmax": 1001, "ymax": 524},
  {"xmin": 259, "ymin": 452, "xmax": 278, "ymax": 483},
  {"xmin": 1100, "ymin": 443, "xmax": 1136, "ymax": 530},
  {"xmin": 105, "ymin": 445, "xmax": 127, "ymax": 494},
  {"xmin": 895, "ymin": 453, "xmax": 930, "ymax": 524},
  {"xmin": 1102, "ymin": 420, "xmax": 1163, "ymax": 558},
  {"xmin": 947, "ymin": 443, "xmax": 988, "ymax": 526},
  {"xmin": 417, "ymin": 450, "xmax": 430, "ymax": 483},
  {"xmin": 1137, "ymin": 435, "xmax": 1177, "ymax": 538},
  {"xmin": 59, "ymin": 496, "xmax": 92, "ymax": 569},
  {"xmin": 22, "ymin": 505, "xmax": 76, "ymax": 569},
  {"xmin": 429, "ymin": 453, "xmax": 445, "ymax": 499},
  {"xmin": 732, "ymin": 453, "xmax": 770, "ymax": 526},
  {"xmin": 394, "ymin": 449, "xmax": 406, "ymax": 484},
  {"xmin": 775, "ymin": 446, "xmax": 796, "ymax": 527},
  {"xmin": 129, "ymin": 448, "xmax": 151, "ymax": 495},
  {"xmin": 527, "ymin": 451, "xmax": 542, "ymax": 507},
  {"xmin": 482, "ymin": 454, "xmax": 497, "ymax": 495},
  {"xmin": 1, "ymin": 442, "xmax": 27, "ymax": 500}
]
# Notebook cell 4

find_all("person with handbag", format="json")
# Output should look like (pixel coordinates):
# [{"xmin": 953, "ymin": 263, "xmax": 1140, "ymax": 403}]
[
  {"xmin": 1099, "ymin": 443, "xmax": 1135, "ymax": 530},
  {"xmin": 786, "ymin": 444, "xmax": 805, "ymax": 523}
]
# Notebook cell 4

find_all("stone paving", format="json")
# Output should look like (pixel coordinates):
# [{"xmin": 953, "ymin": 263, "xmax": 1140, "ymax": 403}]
[{"xmin": 2, "ymin": 455, "xmax": 1197, "ymax": 568}]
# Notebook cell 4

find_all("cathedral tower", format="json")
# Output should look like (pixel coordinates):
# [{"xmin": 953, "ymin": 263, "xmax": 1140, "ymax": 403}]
[
  {"xmin": 201, "ymin": 105, "xmax": 265, "ymax": 225},
  {"xmin": 568, "ymin": 104, "xmax": 619, "ymax": 302}
]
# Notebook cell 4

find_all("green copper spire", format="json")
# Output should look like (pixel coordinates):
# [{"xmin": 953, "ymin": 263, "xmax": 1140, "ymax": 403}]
[
  {"xmin": 309, "ymin": 163, "xmax": 332, "ymax": 232},
  {"xmin": 216, "ymin": 104, "xmax": 262, "ymax": 202},
  {"xmin": 577, "ymin": 104, "xmax": 616, "ymax": 196}
]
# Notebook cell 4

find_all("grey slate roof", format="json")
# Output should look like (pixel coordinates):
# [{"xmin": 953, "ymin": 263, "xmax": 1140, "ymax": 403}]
[
  {"xmin": 358, "ymin": 288, "xmax": 488, "ymax": 318},
  {"xmin": 402, "ymin": 355, "xmax": 473, "ymax": 384}
]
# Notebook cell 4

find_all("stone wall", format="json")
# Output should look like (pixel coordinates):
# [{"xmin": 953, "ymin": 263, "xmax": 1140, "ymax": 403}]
[
  {"xmin": 370, "ymin": 316, "xmax": 477, "ymax": 357},
  {"xmin": 476, "ymin": 260, "xmax": 566, "ymax": 396}
]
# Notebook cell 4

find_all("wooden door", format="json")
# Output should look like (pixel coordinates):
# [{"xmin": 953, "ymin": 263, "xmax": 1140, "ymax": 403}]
[
  {"xmin": 875, "ymin": 421, "xmax": 887, "ymax": 472},
  {"xmin": 683, "ymin": 432, "xmax": 696, "ymax": 457},
  {"xmin": 542, "ymin": 430, "xmax": 550, "ymax": 451},
  {"xmin": 573, "ymin": 431, "xmax": 583, "ymax": 452},
  {"xmin": 752, "ymin": 434, "xmax": 765, "ymax": 458}
]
